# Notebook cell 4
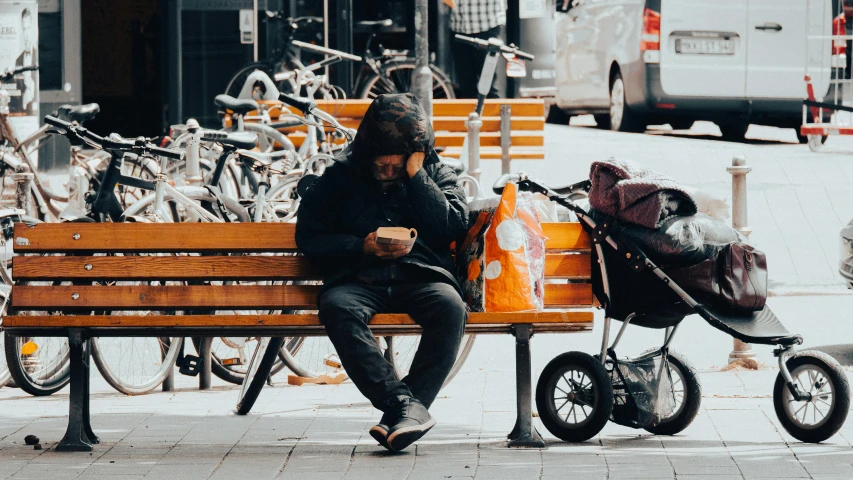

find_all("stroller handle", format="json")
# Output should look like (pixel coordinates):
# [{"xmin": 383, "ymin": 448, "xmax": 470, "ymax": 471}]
[
  {"xmin": 492, "ymin": 173, "xmax": 528, "ymax": 194},
  {"xmin": 494, "ymin": 172, "xmax": 591, "ymax": 197}
]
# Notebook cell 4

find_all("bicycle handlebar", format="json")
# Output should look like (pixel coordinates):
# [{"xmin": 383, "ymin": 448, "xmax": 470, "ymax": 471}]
[
  {"xmin": 278, "ymin": 93, "xmax": 354, "ymax": 141},
  {"xmin": 200, "ymin": 130, "xmax": 228, "ymax": 142},
  {"xmin": 291, "ymin": 40, "xmax": 362, "ymax": 62},
  {"xmin": 278, "ymin": 92, "xmax": 316, "ymax": 114},
  {"xmin": 0, "ymin": 64, "xmax": 39, "ymax": 82},
  {"xmin": 453, "ymin": 34, "xmax": 534, "ymax": 60},
  {"xmin": 493, "ymin": 173, "xmax": 528, "ymax": 194},
  {"xmin": 44, "ymin": 115, "xmax": 185, "ymax": 160}
]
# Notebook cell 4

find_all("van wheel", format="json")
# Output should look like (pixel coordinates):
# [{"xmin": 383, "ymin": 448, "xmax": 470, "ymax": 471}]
[
  {"xmin": 796, "ymin": 130, "xmax": 827, "ymax": 150},
  {"xmin": 546, "ymin": 103, "xmax": 571, "ymax": 124},
  {"xmin": 669, "ymin": 119, "xmax": 694, "ymax": 131},
  {"xmin": 609, "ymin": 73, "xmax": 645, "ymax": 133},
  {"xmin": 719, "ymin": 122, "xmax": 749, "ymax": 141}
]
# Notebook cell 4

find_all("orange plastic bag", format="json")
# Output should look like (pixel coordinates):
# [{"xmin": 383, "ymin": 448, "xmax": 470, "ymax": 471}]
[{"xmin": 457, "ymin": 183, "xmax": 546, "ymax": 312}]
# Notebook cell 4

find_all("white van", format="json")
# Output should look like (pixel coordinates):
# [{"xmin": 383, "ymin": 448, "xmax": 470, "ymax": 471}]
[{"xmin": 550, "ymin": 0, "xmax": 845, "ymax": 141}]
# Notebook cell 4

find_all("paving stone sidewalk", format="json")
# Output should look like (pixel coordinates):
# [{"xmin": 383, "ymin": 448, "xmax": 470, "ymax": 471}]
[{"xmin": 3, "ymin": 361, "xmax": 853, "ymax": 480}]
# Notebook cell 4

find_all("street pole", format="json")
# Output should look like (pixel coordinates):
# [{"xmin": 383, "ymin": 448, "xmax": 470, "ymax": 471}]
[
  {"xmin": 727, "ymin": 155, "xmax": 757, "ymax": 366},
  {"xmin": 252, "ymin": 0, "xmax": 259, "ymax": 62},
  {"xmin": 413, "ymin": 0, "xmax": 433, "ymax": 116}
]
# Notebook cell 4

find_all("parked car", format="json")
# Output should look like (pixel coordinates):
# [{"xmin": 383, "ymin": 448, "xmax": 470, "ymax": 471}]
[{"xmin": 551, "ymin": 0, "xmax": 846, "ymax": 142}]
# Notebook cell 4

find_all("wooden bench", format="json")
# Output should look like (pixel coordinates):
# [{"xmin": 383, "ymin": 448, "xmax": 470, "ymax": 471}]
[
  {"xmin": 229, "ymin": 98, "xmax": 546, "ymax": 161},
  {"xmin": 4, "ymin": 221, "xmax": 593, "ymax": 452}
]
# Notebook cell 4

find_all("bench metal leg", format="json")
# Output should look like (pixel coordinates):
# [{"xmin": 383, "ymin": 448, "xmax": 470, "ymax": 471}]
[
  {"xmin": 199, "ymin": 337, "xmax": 212, "ymax": 390},
  {"xmin": 508, "ymin": 324, "xmax": 545, "ymax": 448},
  {"xmin": 162, "ymin": 337, "xmax": 174, "ymax": 392},
  {"xmin": 57, "ymin": 329, "xmax": 99, "ymax": 452}
]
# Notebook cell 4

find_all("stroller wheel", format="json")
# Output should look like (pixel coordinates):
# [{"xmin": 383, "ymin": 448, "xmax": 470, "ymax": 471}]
[
  {"xmin": 535, "ymin": 351, "xmax": 613, "ymax": 442},
  {"xmin": 773, "ymin": 351, "xmax": 850, "ymax": 443},
  {"xmin": 643, "ymin": 351, "xmax": 702, "ymax": 436}
]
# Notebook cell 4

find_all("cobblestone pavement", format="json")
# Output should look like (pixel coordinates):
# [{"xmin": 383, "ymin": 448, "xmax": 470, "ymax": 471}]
[{"xmin": 3, "ymin": 333, "xmax": 853, "ymax": 480}]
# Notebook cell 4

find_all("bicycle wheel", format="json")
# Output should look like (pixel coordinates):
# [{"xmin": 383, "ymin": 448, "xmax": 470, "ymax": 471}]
[
  {"xmin": 279, "ymin": 329, "xmax": 475, "ymax": 389},
  {"xmin": 357, "ymin": 61, "xmax": 456, "ymax": 100},
  {"xmin": 225, "ymin": 62, "xmax": 276, "ymax": 99},
  {"xmin": 191, "ymin": 335, "xmax": 288, "ymax": 385},
  {"xmin": 5, "ymin": 276, "xmax": 71, "ymax": 396},
  {"xmin": 0, "ymin": 289, "xmax": 11, "ymax": 388},
  {"xmin": 264, "ymin": 176, "xmax": 301, "ymax": 222},
  {"xmin": 383, "ymin": 334, "xmax": 476, "ymax": 388},
  {"xmin": 89, "ymin": 258, "xmax": 184, "ymax": 396},
  {"xmin": 92, "ymin": 335, "xmax": 182, "ymax": 395},
  {"xmin": 236, "ymin": 337, "xmax": 284, "ymax": 415}
]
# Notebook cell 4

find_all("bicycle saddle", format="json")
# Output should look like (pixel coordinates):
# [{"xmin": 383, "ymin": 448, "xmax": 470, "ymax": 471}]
[
  {"xmin": 356, "ymin": 19, "xmax": 393, "ymax": 29},
  {"xmin": 440, "ymin": 156, "xmax": 466, "ymax": 176},
  {"xmin": 214, "ymin": 94, "xmax": 259, "ymax": 115},
  {"xmin": 220, "ymin": 132, "xmax": 258, "ymax": 150},
  {"xmin": 236, "ymin": 149, "xmax": 290, "ymax": 166},
  {"xmin": 56, "ymin": 103, "xmax": 100, "ymax": 124}
]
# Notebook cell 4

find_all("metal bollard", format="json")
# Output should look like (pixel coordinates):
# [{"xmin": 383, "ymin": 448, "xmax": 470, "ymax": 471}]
[
  {"xmin": 11, "ymin": 166, "xmax": 34, "ymax": 217},
  {"xmin": 727, "ymin": 155, "xmax": 757, "ymax": 365},
  {"xmin": 500, "ymin": 105, "xmax": 512, "ymax": 175},
  {"xmin": 466, "ymin": 112, "xmax": 482, "ymax": 182}
]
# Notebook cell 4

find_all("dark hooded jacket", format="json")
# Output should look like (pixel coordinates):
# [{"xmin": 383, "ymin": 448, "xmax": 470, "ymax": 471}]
[{"xmin": 295, "ymin": 93, "xmax": 469, "ymax": 293}]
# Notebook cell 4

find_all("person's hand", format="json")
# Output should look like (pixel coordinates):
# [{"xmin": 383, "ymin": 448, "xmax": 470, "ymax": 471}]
[
  {"xmin": 362, "ymin": 231, "xmax": 413, "ymax": 259},
  {"xmin": 406, "ymin": 151, "xmax": 426, "ymax": 179}
]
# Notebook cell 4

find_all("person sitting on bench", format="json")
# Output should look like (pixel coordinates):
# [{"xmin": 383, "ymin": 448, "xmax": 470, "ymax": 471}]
[{"xmin": 296, "ymin": 93, "xmax": 469, "ymax": 452}]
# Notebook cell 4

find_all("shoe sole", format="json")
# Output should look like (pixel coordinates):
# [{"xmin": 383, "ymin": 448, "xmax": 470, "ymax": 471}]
[
  {"xmin": 386, "ymin": 418, "xmax": 437, "ymax": 451},
  {"xmin": 368, "ymin": 425, "xmax": 389, "ymax": 450}
]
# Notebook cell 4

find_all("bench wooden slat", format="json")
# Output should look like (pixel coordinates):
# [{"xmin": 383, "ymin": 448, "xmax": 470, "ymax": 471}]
[
  {"xmin": 12, "ymin": 252, "xmax": 590, "ymax": 281},
  {"xmin": 286, "ymin": 130, "xmax": 545, "ymax": 148},
  {"xmin": 2, "ymin": 311, "xmax": 593, "ymax": 329},
  {"xmin": 13, "ymin": 222, "xmax": 301, "ymax": 253},
  {"xmin": 11, "ymin": 283, "xmax": 594, "ymax": 310},
  {"xmin": 433, "ymin": 116, "xmax": 545, "ymax": 132},
  {"xmin": 278, "ymin": 116, "xmax": 546, "ymax": 133},
  {"xmin": 14, "ymin": 222, "xmax": 589, "ymax": 253},
  {"xmin": 312, "ymin": 99, "xmax": 545, "ymax": 118},
  {"xmin": 436, "ymin": 131, "xmax": 544, "ymax": 147},
  {"xmin": 440, "ymin": 147, "xmax": 545, "ymax": 160},
  {"xmin": 542, "ymin": 222, "xmax": 590, "ymax": 250}
]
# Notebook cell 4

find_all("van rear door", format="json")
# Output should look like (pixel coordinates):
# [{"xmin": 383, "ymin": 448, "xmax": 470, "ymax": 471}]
[
  {"xmin": 659, "ymin": 0, "xmax": 749, "ymax": 97},
  {"xmin": 745, "ymin": 0, "xmax": 831, "ymax": 99}
]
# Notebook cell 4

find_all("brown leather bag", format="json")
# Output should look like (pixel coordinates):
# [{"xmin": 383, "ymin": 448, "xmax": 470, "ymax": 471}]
[{"xmin": 668, "ymin": 242, "xmax": 767, "ymax": 312}]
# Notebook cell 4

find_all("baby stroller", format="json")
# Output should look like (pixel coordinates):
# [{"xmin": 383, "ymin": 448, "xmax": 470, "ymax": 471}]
[{"xmin": 493, "ymin": 174, "xmax": 850, "ymax": 444}]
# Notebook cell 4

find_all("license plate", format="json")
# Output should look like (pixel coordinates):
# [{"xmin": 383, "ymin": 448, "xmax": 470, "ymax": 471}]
[
  {"xmin": 675, "ymin": 38, "xmax": 734, "ymax": 55},
  {"xmin": 506, "ymin": 57, "xmax": 527, "ymax": 78}
]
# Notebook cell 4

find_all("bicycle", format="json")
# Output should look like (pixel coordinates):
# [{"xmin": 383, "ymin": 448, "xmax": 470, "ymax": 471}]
[
  {"xmin": 6, "ymin": 118, "xmax": 200, "ymax": 395},
  {"xmin": 225, "ymin": 15, "xmax": 455, "ymax": 100}
]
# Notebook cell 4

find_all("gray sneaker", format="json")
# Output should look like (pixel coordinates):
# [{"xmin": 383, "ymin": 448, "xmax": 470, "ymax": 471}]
[
  {"xmin": 386, "ymin": 397, "xmax": 436, "ymax": 451},
  {"xmin": 368, "ymin": 410, "xmax": 394, "ymax": 450}
]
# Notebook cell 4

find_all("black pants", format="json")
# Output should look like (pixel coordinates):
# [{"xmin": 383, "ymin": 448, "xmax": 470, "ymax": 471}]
[
  {"xmin": 451, "ymin": 25, "xmax": 503, "ymax": 99},
  {"xmin": 318, "ymin": 281, "xmax": 467, "ymax": 411}
]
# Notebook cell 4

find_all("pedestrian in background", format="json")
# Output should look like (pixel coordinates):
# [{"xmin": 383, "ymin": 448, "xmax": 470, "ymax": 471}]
[{"xmin": 448, "ymin": 0, "xmax": 506, "ymax": 99}]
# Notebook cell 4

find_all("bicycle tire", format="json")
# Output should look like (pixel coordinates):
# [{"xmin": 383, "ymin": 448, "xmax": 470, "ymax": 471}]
[
  {"xmin": 92, "ymin": 334, "xmax": 183, "ymax": 395},
  {"xmin": 5, "ymin": 333, "xmax": 70, "ymax": 396},
  {"xmin": 191, "ymin": 336, "xmax": 288, "ymax": 385},
  {"xmin": 5, "ymin": 276, "xmax": 72, "ymax": 396},
  {"xmin": 236, "ymin": 336, "xmax": 285, "ymax": 415},
  {"xmin": 0, "ymin": 292, "xmax": 10, "ymax": 388},
  {"xmin": 357, "ymin": 61, "xmax": 456, "ymax": 100},
  {"xmin": 225, "ymin": 62, "xmax": 276, "ymax": 99},
  {"xmin": 384, "ymin": 334, "xmax": 476, "ymax": 388}
]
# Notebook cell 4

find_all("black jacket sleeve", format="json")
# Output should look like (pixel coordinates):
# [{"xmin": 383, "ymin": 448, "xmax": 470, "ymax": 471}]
[
  {"xmin": 295, "ymin": 166, "xmax": 364, "ymax": 261},
  {"xmin": 405, "ymin": 160, "xmax": 469, "ymax": 249}
]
